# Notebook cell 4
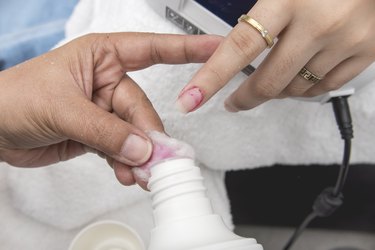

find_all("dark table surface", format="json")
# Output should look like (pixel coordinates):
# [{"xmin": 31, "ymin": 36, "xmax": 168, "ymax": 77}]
[{"xmin": 226, "ymin": 164, "xmax": 375, "ymax": 232}]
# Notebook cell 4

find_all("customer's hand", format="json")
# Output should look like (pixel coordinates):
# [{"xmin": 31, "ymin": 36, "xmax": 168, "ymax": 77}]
[
  {"xmin": 0, "ymin": 32, "xmax": 221, "ymax": 186},
  {"xmin": 177, "ymin": 0, "xmax": 375, "ymax": 113}
]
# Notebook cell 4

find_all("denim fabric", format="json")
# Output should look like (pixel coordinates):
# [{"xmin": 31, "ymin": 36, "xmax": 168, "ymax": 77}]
[{"xmin": 0, "ymin": 0, "xmax": 78, "ymax": 70}]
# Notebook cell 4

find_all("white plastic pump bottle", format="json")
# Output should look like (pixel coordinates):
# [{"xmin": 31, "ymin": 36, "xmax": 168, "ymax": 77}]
[{"xmin": 147, "ymin": 157, "xmax": 263, "ymax": 250}]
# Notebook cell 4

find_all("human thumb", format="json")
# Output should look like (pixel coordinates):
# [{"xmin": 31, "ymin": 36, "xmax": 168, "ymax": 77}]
[{"xmin": 57, "ymin": 99, "xmax": 153, "ymax": 166}]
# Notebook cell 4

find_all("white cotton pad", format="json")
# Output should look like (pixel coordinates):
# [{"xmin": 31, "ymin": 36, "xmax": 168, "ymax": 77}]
[
  {"xmin": 68, "ymin": 220, "xmax": 145, "ymax": 250},
  {"xmin": 132, "ymin": 131, "xmax": 195, "ymax": 182}
]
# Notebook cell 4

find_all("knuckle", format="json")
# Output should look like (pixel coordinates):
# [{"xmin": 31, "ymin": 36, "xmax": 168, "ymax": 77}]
[
  {"xmin": 310, "ymin": 8, "xmax": 349, "ymax": 39},
  {"xmin": 131, "ymin": 92, "xmax": 152, "ymax": 114},
  {"xmin": 79, "ymin": 33, "xmax": 97, "ymax": 42},
  {"xmin": 345, "ymin": 29, "xmax": 370, "ymax": 50},
  {"xmin": 232, "ymin": 101, "xmax": 250, "ymax": 111},
  {"xmin": 303, "ymin": 90, "xmax": 319, "ymax": 98},
  {"xmin": 278, "ymin": 54, "xmax": 297, "ymax": 77},
  {"xmin": 314, "ymin": 20, "xmax": 342, "ymax": 38},
  {"xmin": 205, "ymin": 64, "xmax": 225, "ymax": 87},
  {"xmin": 84, "ymin": 33, "xmax": 105, "ymax": 47},
  {"xmin": 253, "ymin": 80, "xmax": 280, "ymax": 99},
  {"xmin": 283, "ymin": 84, "xmax": 308, "ymax": 97},
  {"xmin": 86, "ymin": 116, "xmax": 116, "ymax": 150},
  {"xmin": 150, "ymin": 33, "xmax": 163, "ymax": 64},
  {"xmin": 307, "ymin": 14, "xmax": 346, "ymax": 41},
  {"xmin": 324, "ymin": 81, "xmax": 341, "ymax": 91},
  {"xmin": 320, "ymin": 81, "xmax": 342, "ymax": 92},
  {"xmin": 182, "ymin": 36, "xmax": 193, "ymax": 63},
  {"xmin": 227, "ymin": 29, "xmax": 263, "ymax": 59}
]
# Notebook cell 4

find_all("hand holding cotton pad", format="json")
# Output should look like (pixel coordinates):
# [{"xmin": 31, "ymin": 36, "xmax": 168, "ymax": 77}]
[{"xmin": 132, "ymin": 131, "xmax": 195, "ymax": 188}]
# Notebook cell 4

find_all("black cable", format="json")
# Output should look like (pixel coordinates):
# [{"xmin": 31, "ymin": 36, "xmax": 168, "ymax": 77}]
[
  {"xmin": 282, "ymin": 96, "xmax": 353, "ymax": 250},
  {"xmin": 282, "ymin": 211, "xmax": 318, "ymax": 250},
  {"xmin": 333, "ymin": 138, "xmax": 351, "ymax": 196}
]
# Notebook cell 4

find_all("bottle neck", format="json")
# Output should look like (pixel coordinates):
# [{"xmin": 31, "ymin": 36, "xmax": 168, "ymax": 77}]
[
  {"xmin": 148, "ymin": 158, "xmax": 213, "ymax": 226},
  {"xmin": 147, "ymin": 158, "xmax": 263, "ymax": 250}
]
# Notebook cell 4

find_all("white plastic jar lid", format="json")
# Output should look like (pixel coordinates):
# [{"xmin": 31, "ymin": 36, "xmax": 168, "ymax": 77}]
[{"xmin": 68, "ymin": 220, "xmax": 145, "ymax": 250}]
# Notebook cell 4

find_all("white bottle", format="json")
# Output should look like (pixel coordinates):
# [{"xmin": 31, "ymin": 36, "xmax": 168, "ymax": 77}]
[{"xmin": 147, "ymin": 158, "xmax": 263, "ymax": 250}]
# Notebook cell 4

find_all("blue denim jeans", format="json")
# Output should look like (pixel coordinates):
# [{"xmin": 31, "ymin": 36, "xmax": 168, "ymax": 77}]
[{"xmin": 0, "ymin": 0, "xmax": 78, "ymax": 70}]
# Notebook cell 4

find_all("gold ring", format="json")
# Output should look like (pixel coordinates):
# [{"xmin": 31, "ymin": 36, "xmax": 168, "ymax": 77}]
[
  {"xmin": 298, "ymin": 67, "xmax": 324, "ymax": 84},
  {"xmin": 238, "ymin": 14, "xmax": 274, "ymax": 48}
]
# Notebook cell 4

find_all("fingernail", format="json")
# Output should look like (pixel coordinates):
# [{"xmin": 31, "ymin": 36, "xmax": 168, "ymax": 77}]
[
  {"xmin": 176, "ymin": 87, "xmax": 203, "ymax": 113},
  {"xmin": 121, "ymin": 134, "xmax": 152, "ymax": 164}
]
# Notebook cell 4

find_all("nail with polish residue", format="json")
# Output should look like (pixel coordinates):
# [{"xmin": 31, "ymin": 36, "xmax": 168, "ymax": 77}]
[{"xmin": 176, "ymin": 87, "xmax": 203, "ymax": 113}]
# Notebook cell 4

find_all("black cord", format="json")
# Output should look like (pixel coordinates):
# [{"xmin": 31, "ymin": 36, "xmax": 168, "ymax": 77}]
[
  {"xmin": 282, "ymin": 211, "xmax": 318, "ymax": 250},
  {"xmin": 283, "ymin": 96, "xmax": 353, "ymax": 250},
  {"xmin": 333, "ymin": 138, "xmax": 351, "ymax": 196}
]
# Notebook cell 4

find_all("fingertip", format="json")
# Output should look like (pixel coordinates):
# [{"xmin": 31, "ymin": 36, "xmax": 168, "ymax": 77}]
[
  {"xmin": 106, "ymin": 157, "xmax": 114, "ymax": 169},
  {"xmin": 224, "ymin": 99, "xmax": 240, "ymax": 113},
  {"xmin": 179, "ymin": 32, "xmax": 258, "ymax": 112},
  {"xmin": 113, "ymin": 161, "xmax": 136, "ymax": 186},
  {"xmin": 134, "ymin": 174, "xmax": 149, "ymax": 191},
  {"xmin": 224, "ymin": 89, "xmax": 260, "ymax": 112},
  {"xmin": 175, "ymin": 86, "xmax": 204, "ymax": 114},
  {"xmin": 120, "ymin": 134, "xmax": 153, "ymax": 165},
  {"xmin": 132, "ymin": 166, "xmax": 151, "ymax": 191}
]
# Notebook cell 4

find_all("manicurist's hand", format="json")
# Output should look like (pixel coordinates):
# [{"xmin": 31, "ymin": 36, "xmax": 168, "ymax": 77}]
[
  {"xmin": 176, "ymin": 0, "xmax": 375, "ymax": 113},
  {"xmin": 0, "ymin": 32, "xmax": 222, "ymax": 186}
]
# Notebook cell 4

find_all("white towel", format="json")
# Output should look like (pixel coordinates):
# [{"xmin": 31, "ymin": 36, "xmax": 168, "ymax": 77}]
[
  {"xmin": 64, "ymin": 0, "xmax": 375, "ymax": 170},
  {"xmin": 2, "ymin": 156, "xmax": 229, "ymax": 250},
  {"xmin": 2, "ymin": 0, "xmax": 375, "ymax": 249}
]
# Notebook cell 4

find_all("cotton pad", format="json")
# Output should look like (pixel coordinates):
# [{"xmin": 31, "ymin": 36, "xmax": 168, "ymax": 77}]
[{"xmin": 132, "ymin": 131, "xmax": 195, "ymax": 182}]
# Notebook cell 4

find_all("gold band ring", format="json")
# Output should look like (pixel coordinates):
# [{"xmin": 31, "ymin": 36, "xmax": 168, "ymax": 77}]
[
  {"xmin": 298, "ymin": 67, "xmax": 324, "ymax": 84},
  {"xmin": 238, "ymin": 14, "xmax": 274, "ymax": 48}
]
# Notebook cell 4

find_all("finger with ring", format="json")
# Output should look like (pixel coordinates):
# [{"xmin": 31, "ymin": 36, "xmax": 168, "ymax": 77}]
[
  {"xmin": 298, "ymin": 67, "xmax": 324, "ymax": 84},
  {"xmin": 238, "ymin": 14, "xmax": 275, "ymax": 48}
]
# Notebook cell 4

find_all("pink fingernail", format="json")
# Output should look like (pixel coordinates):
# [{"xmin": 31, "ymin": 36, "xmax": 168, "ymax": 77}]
[{"xmin": 176, "ymin": 87, "xmax": 203, "ymax": 113}]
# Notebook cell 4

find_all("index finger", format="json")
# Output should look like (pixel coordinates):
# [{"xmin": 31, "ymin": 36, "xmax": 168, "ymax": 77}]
[
  {"xmin": 105, "ymin": 32, "xmax": 224, "ymax": 70},
  {"xmin": 176, "ymin": 1, "xmax": 291, "ymax": 113}
]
